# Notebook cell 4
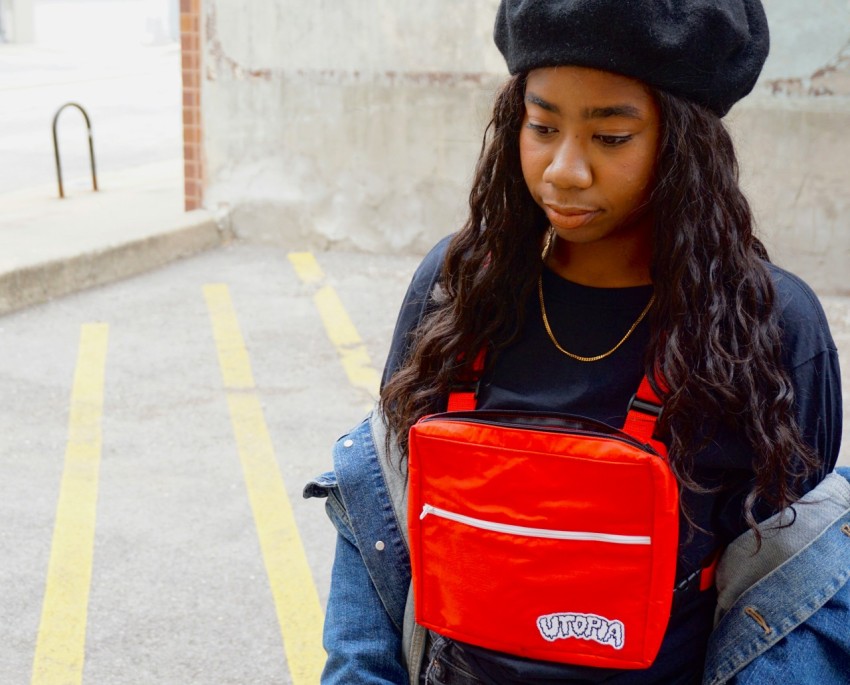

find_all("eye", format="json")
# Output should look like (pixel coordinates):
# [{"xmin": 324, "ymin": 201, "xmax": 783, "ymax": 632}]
[
  {"xmin": 526, "ymin": 123, "xmax": 557, "ymax": 137},
  {"xmin": 595, "ymin": 134, "xmax": 633, "ymax": 147}
]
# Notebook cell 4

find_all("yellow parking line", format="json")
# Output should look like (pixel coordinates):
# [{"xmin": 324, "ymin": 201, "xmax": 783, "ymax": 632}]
[
  {"xmin": 204, "ymin": 284, "xmax": 325, "ymax": 685},
  {"xmin": 32, "ymin": 323, "xmax": 109, "ymax": 685},
  {"xmin": 288, "ymin": 252, "xmax": 381, "ymax": 400},
  {"xmin": 287, "ymin": 251, "xmax": 324, "ymax": 286}
]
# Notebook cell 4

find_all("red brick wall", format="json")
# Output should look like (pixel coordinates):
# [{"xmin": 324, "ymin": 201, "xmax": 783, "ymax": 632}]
[{"xmin": 180, "ymin": 0, "xmax": 203, "ymax": 211}]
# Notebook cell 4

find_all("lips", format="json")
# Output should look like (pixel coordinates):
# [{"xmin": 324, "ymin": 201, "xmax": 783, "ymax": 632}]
[{"xmin": 544, "ymin": 204, "xmax": 601, "ymax": 230}]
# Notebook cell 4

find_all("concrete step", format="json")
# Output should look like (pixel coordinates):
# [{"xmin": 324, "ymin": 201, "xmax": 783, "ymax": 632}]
[{"xmin": 0, "ymin": 160, "xmax": 231, "ymax": 316}]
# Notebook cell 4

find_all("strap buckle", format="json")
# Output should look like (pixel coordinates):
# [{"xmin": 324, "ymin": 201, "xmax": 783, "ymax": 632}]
[
  {"xmin": 627, "ymin": 393, "xmax": 663, "ymax": 421},
  {"xmin": 449, "ymin": 379, "xmax": 480, "ymax": 398}
]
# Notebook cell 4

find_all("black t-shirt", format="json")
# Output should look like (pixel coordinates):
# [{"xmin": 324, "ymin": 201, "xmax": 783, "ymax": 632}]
[{"xmin": 383, "ymin": 236, "xmax": 842, "ymax": 684}]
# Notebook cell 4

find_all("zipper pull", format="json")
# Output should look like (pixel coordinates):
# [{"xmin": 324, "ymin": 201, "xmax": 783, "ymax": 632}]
[{"xmin": 420, "ymin": 504, "xmax": 435, "ymax": 520}]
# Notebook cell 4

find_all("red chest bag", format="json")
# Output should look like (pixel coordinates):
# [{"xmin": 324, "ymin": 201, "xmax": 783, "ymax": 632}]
[{"xmin": 408, "ymin": 359, "xmax": 713, "ymax": 669}]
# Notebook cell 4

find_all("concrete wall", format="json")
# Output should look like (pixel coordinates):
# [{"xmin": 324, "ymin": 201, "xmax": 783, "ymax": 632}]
[
  {"xmin": 202, "ymin": 0, "xmax": 504, "ymax": 254},
  {"xmin": 202, "ymin": 0, "xmax": 850, "ymax": 292},
  {"xmin": 729, "ymin": 0, "xmax": 850, "ymax": 293}
]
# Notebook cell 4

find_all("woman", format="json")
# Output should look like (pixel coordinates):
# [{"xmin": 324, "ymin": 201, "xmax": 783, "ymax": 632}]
[{"xmin": 307, "ymin": 1, "xmax": 843, "ymax": 683}]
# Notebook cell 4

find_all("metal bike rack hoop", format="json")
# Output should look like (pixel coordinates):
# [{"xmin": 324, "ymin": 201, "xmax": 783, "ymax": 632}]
[{"xmin": 52, "ymin": 102, "xmax": 99, "ymax": 199}]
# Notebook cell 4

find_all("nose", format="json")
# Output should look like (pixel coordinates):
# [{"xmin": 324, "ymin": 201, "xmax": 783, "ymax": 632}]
[{"xmin": 542, "ymin": 137, "xmax": 593, "ymax": 190}]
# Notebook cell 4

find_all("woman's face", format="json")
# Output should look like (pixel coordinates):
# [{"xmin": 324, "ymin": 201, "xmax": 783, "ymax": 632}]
[{"xmin": 520, "ymin": 66, "xmax": 661, "ymax": 250}]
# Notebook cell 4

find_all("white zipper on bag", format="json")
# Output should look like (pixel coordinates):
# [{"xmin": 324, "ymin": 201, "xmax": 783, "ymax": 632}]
[{"xmin": 420, "ymin": 504, "xmax": 651, "ymax": 545}]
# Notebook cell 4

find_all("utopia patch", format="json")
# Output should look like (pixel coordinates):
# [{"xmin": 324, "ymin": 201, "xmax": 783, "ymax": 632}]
[{"xmin": 537, "ymin": 612, "xmax": 625, "ymax": 650}]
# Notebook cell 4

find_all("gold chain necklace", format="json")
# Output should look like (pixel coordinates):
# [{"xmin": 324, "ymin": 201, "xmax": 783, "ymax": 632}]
[{"xmin": 538, "ymin": 275, "xmax": 655, "ymax": 362}]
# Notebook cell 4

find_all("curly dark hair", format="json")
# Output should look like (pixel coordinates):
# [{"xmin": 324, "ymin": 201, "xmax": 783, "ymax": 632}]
[{"xmin": 380, "ymin": 73, "xmax": 818, "ymax": 534}]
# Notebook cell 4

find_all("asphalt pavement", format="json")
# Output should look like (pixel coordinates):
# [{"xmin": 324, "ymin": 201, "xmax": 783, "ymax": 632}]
[{"xmin": 0, "ymin": 241, "xmax": 421, "ymax": 683}]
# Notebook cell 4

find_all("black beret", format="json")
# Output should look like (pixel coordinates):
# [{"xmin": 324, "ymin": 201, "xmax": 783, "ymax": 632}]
[{"xmin": 494, "ymin": 0, "xmax": 770, "ymax": 117}]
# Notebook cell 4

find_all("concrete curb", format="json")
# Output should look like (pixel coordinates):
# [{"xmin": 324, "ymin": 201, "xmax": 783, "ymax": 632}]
[{"xmin": 0, "ymin": 210, "xmax": 230, "ymax": 317}]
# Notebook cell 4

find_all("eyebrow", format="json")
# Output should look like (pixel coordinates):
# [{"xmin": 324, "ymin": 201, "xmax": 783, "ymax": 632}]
[
  {"xmin": 525, "ymin": 93, "xmax": 644, "ymax": 120},
  {"xmin": 584, "ymin": 105, "xmax": 643, "ymax": 120},
  {"xmin": 525, "ymin": 92, "xmax": 561, "ymax": 113}
]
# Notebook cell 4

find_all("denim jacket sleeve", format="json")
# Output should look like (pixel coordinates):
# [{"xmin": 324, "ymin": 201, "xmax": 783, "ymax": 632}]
[
  {"xmin": 702, "ymin": 468, "xmax": 850, "ymax": 685},
  {"xmin": 304, "ymin": 417, "xmax": 412, "ymax": 685}
]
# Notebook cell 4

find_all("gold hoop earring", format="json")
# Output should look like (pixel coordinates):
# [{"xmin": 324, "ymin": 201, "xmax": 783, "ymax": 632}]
[{"xmin": 541, "ymin": 226, "xmax": 556, "ymax": 262}]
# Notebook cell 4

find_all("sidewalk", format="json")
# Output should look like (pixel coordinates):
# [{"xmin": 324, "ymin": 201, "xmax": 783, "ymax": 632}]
[
  {"xmin": 0, "ymin": 36, "xmax": 213, "ymax": 314},
  {"xmin": 0, "ymin": 159, "xmax": 227, "ymax": 315}
]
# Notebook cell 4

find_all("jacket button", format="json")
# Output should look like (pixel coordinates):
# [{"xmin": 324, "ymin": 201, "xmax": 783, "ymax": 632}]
[
  {"xmin": 375, "ymin": 540, "xmax": 386, "ymax": 551},
  {"xmin": 432, "ymin": 660, "xmax": 444, "ymax": 678},
  {"xmin": 343, "ymin": 439, "xmax": 354, "ymax": 448}
]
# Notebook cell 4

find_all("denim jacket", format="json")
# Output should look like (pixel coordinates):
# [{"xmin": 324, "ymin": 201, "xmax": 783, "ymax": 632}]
[{"xmin": 304, "ymin": 411, "xmax": 850, "ymax": 685}]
